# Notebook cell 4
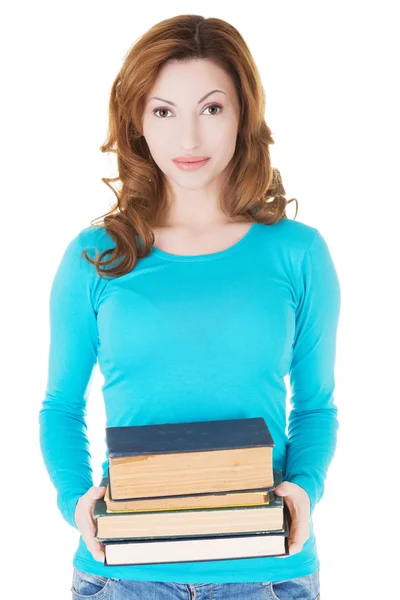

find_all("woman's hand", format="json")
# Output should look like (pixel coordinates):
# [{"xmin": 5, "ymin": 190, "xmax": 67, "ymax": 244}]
[
  {"xmin": 274, "ymin": 481, "xmax": 311, "ymax": 556},
  {"xmin": 74, "ymin": 486, "xmax": 107, "ymax": 562}
]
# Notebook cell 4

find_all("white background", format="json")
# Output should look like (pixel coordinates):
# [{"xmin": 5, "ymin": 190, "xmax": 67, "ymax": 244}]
[{"xmin": 2, "ymin": 1, "xmax": 399, "ymax": 598}]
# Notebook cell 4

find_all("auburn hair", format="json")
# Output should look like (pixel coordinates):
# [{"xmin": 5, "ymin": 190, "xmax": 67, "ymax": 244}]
[{"xmin": 83, "ymin": 14, "xmax": 299, "ymax": 279}]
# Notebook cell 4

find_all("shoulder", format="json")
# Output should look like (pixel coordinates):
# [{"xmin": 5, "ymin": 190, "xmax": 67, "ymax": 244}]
[
  {"xmin": 76, "ymin": 223, "xmax": 116, "ymax": 253},
  {"xmin": 54, "ymin": 224, "xmax": 117, "ymax": 286},
  {"xmin": 258, "ymin": 216, "xmax": 317, "ymax": 240},
  {"xmin": 256, "ymin": 217, "xmax": 319, "ymax": 258},
  {"xmin": 270, "ymin": 219, "xmax": 340, "ymax": 294},
  {"xmin": 65, "ymin": 224, "xmax": 117, "ymax": 271},
  {"xmin": 256, "ymin": 218, "xmax": 338, "ymax": 286}
]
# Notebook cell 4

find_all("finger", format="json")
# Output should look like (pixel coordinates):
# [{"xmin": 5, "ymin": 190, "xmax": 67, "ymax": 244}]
[
  {"xmin": 83, "ymin": 532, "xmax": 104, "ymax": 561},
  {"xmin": 286, "ymin": 526, "xmax": 309, "ymax": 555},
  {"xmin": 275, "ymin": 539, "xmax": 302, "ymax": 558},
  {"xmin": 276, "ymin": 507, "xmax": 309, "ymax": 557},
  {"xmin": 82, "ymin": 515, "xmax": 105, "ymax": 562},
  {"xmin": 289, "ymin": 508, "xmax": 309, "ymax": 542},
  {"xmin": 84, "ymin": 534, "xmax": 105, "ymax": 562}
]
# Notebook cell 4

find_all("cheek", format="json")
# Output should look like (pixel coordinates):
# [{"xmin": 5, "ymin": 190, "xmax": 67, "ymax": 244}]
[
  {"xmin": 142, "ymin": 115, "xmax": 163, "ymax": 146},
  {"xmin": 142, "ymin": 127, "xmax": 170, "ymax": 161},
  {"xmin": 209, "ymin": 120, "xmax": 238, "ymax": 150},
  {"xmin": 148, "ymin": 142, "xmax": 172, "ymax": 167},
  {"xmin": 210, "ymin": 133, "xmax": 237, "ymax": 164}
]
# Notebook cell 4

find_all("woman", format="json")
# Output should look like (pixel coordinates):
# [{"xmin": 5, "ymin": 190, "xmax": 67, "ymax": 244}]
[{"xmin": 39, "ymin": 14, "xmax": 339, "ymax": 600}]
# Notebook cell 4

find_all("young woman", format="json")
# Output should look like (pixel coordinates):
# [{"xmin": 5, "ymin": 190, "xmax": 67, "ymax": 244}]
[{"xmin": 39, "ymin": 14, "xmax": 339, "ymax": 600}]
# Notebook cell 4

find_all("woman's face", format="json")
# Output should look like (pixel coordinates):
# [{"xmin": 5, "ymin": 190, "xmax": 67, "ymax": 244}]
[{"xmin": 141, "ymin": 58, "xmax": 241, "ymax": 193}]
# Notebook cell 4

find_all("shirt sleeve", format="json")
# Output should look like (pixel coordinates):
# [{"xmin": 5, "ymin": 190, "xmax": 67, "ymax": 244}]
[
  {"xmin": 38, "ymin": 231, "xmax": 98, "ymax": 530},
  {"xmin": 283, "ymin": 228, "xmax": 341, "ymax": 515}
]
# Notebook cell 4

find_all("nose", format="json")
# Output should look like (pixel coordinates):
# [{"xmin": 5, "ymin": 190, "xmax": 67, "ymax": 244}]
[{"xmin": 178, "ymin": 120, "xmax": 202, "ymax": 152}]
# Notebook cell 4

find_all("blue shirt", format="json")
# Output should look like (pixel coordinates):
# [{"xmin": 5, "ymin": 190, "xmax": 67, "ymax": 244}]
[{"xmin": 38, "ymin": 217, "xmax": 341, "ymax": 582}]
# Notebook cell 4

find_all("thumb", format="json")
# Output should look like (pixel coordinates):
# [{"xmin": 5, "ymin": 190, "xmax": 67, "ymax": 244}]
[
  {"xmin": 88, "ymin": 486, "xmax": 106, "ymax": 500},
  {"xmin": 274, "ymin": 482, "xmax": 291, "ymax": 496},
  {"xmin": 86, "ymin": 487, "xmax": 106, "ymax": 523}
]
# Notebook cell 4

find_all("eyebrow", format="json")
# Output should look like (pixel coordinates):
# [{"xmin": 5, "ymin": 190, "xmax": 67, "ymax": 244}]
[{"xmin": 148, "ymin": 89, "xmax": 226, "ymax": 107}]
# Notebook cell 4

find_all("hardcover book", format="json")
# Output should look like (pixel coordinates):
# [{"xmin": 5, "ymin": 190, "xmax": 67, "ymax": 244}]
[
  {"xmin": 94, "ymin": 470, "xmax": 283, "ymax": 540},
  {"xmin": 101, "ymin": 503, "xmax": 291, "ymax": 566},
  {"xmin": 106, "ymin": 417, "xmax": 275, "ymax": 501}
]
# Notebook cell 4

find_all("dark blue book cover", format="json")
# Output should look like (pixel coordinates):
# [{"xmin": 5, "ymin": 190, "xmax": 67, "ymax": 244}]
[{"xmin": 106, "ymin": 417, "xmax": 274, "ymax": 456}]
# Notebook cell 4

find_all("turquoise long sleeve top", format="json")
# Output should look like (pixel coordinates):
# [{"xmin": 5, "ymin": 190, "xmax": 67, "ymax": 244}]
[{"xmin": 38, "ymin": 217, "xmax": 341, "ymax": 583}]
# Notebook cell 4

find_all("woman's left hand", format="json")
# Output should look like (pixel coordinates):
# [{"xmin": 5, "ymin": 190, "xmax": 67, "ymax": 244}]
[{"xmin": 273, "ymin": 481, "xmax": 311, "ymax": 556}]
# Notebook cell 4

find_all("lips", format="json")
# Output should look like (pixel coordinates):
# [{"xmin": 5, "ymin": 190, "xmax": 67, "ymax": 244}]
[
  {"xmin": 173, "ymin": 157, "xmax": 210, "ymax": 163},
  {"xmin": 172, "ymin": 157, "xmax": 210, "ymax": 171}
]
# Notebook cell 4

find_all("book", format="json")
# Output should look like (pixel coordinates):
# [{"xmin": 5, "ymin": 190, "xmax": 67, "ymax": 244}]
[
  {"xmin": 105, "ymin": 417, "xmax": 275, "ymax": 501},
  {"xmin": 94, "ymin": 470, "xmax": 283, "ymax": 540},
  {"xmin": 102, "ymin": 471, "xmax": 272, "ymax": 512},
  {"xmin": 101, "ymin": 504, "xmax": 291, "ymax": 566}
]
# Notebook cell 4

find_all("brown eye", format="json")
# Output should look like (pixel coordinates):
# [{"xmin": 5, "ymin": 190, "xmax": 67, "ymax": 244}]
[
  {"xmin": 203, "ymin": 104, "xmax": 223, "ymax": 115},
  {"xmin": 152, "ymin": 108, "xmax": 172, "ymax": 118}
]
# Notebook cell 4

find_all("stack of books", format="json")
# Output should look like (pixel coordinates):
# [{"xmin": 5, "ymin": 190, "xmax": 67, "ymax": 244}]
[{"xmin": 94, "ymin": 417, "xmax": 291, "ymax": 566}]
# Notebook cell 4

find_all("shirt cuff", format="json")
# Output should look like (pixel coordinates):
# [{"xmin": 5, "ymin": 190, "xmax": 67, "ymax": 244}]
[
  {"xmin": 58, "ymin": 492, "xmax": 83, "ymax": 531},
  {"xmin": 284, "ymin": 473, "xmax": 318, "ymax": 515}
]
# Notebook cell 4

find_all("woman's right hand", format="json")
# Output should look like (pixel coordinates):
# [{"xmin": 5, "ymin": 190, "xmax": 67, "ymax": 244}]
[{"xmin": 74, "ymin": 486, "xmax": 107, "ymax": 562}]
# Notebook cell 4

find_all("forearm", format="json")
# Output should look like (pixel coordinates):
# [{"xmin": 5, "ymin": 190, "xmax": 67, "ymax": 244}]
[
  {"xmin": 39, "ymin": 396, "xmax": 94, "ymax": 530},
  {"xmin": 284, "ymin": 404, "xmax": 339, "ymax": 514}
]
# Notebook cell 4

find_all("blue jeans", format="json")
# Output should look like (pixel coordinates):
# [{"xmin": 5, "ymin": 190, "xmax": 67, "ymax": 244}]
[{"xmin": 71, "ymin": 566, "xmax": 320, "ymax": 599}]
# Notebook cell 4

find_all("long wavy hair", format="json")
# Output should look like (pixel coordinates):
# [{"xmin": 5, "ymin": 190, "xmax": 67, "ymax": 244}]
[{"xmin": 83, "ymin": 14, "xmax": 299, "ymax": 279}]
